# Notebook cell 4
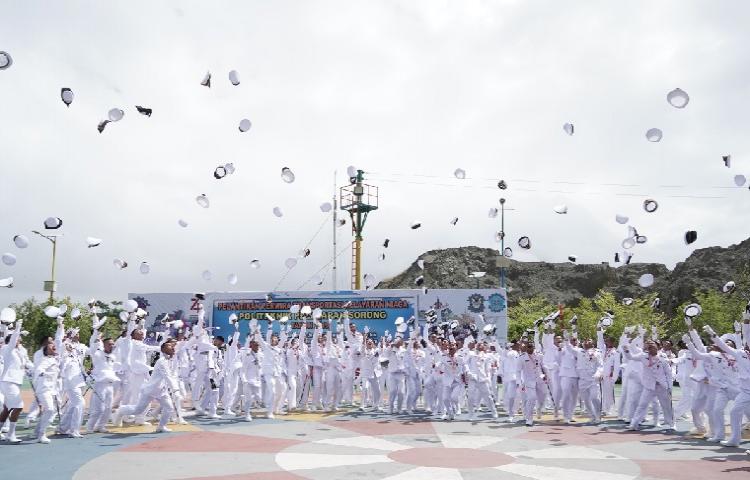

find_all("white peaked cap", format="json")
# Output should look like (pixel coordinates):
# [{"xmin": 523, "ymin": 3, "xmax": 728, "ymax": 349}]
[
  {"xmin": 44, "ymin": 217, "xmax": 63, "ymax": 229},
  {"xmin": 281, "ymin": 167, "xmax": 295, "ymax": 183},
  {"xmin": 2, "ymin": 253, "xmax": 16, "ymax": 266},
  {"xmin": 228, "ymin": 70, "xmax": 240, "ymax": 86},
  {"xmin": 666, "ymin": 88, "xmax": 689, "ymax": 109},
  {"xmin": 86, "ymin": 237, "xmax": 102, "ymax": 248},
  {"xmin": 13, "ymin": 235, "xmax": 29, "ymax": 249},
  {"xmin": 646, "ymin": 128, "xmax": 663, "ymax": 142},
  {"xmin": 108, "ymin": 108, "xmax": 124, "ymax": 122},
  {"xmin": 0, "ymin": 308, "xmax": 16, "ymax": 323},
  {"xmin": 196, "ymin": 194, "xmax": 209, "ymax": 208},
  {"xmin": 638, "ymin": 273, "xmax": 654, "ymax": 288},
  {"xmin": 123, "ymin": 299, "xmax": 139, "ymax": 312}
]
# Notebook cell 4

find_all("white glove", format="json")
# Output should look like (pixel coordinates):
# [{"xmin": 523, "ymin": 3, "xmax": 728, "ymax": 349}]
[
  {"xmin": 56, "ymin": 315, "xmax": 64, "ymax": 327},
  {"xmin": 684, "ymin": 316, "xmax": 692, "ymax": 327},
  {"xmin": 363, "ymin": 326, "xmax": 369, "ymax": 334},
  {"xmin": 637, "ymin": 325, "xmax": 646, "ymax": 336},
  {"xmin": 734, "ymin": 321, "xmax": 742, "ymax": 333},
  {"xmin": 702, "ymin": 325, "xmax": 716, "ymax": 336},
  {"xmin": 651, "ymin": 325, "xmax": 657, "ymax": 335}
]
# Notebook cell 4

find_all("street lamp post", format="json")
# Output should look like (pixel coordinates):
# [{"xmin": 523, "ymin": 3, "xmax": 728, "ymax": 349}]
[{"xmin": 32, "ymin": 230, "xmax": 60, "ymax": 303}]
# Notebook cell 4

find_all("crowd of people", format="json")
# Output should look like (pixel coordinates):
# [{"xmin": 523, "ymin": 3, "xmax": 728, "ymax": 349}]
[{"xmin": 0, "ymin": 300, "xmax": 749, "ymax": 454}]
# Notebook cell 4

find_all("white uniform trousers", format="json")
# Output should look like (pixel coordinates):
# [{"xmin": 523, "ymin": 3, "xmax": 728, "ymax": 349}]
[{"xmin": 86, "ymin": 381, "xmax": 115, "ymax": 432}]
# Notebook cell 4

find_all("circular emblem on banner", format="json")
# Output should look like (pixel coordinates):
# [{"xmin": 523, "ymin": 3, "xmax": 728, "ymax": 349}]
[
  {"xmin": 467, "ymin": 294, "xmax": 485, "ymax": 313},
  {"xmin": 488, "ymin": 293, "xmax": 506, "ymax": 313}
]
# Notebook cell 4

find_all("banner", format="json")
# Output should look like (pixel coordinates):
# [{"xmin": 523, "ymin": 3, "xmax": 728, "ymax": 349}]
[{"xmin": 129, "ymin": 288, "xmax": 508, "ymax": 343}]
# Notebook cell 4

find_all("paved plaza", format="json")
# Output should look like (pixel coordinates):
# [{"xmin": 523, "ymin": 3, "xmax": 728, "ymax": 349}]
[{"xmin": 2, "ymin": 404, "xmax": 749, "ymax": 480}]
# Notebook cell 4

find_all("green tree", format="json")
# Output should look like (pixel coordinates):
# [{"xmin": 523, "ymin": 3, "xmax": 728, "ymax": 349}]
[
  {"xmin": 669, "ymin": 267, "xmax": 750, "ymax": 339},
  {"xmin": 568, "ymin": 291, "xmax": 666, "ymax": 342},
  {"xmin": 507, "ymin": 295, "xmax": 555, "ymax": 341},
  {"xmin": 10, "ymin": 297, "xmax": 127, "ymax": 352}
]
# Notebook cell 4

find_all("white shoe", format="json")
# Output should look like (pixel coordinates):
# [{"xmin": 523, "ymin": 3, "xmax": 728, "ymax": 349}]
[
  {"xmin": 70, "ymin": 432, "xmax": 84, "ymax": 438},
  {"xmin": 156, "ymin": 426, "xmax": 172, "ymax": 433},
  {"xmin": 113, "ymin": 413, "xmax": 124, "ymax": 428},
  {"xmin": 38, "ymin": 436, "xmax": 51, "ymax": 444},
  {"xmin": 492, "ymin": 412, "xmax": 499, "ymax": 419},
  {"xmin": 244, "ymin": 415, "xmax": 253, "ymax": 422},
  {"xmin": 720, "ymin": 440, "xmax": 740, "ymax": 447},
  {"xmin": 208, "ymin": 413, "xmax": 220, "ymax": 419},
  {"xmin": 706, "ymin": 437, "xmax": 721, "ymax": 443},
  {"xmin": 267, "ymin": 413, "xmax": 275, "ymax": 419},
  {"xmin": 688, "ymin": 427, "xmax": 707, "ymax": 435},
  {"xmin": 224, "ymin": 410, "xmax": 235, "ymax": 417},
  {"xmin": 526, "ymin": 421, "xmax": 533, "ymax": 427},
  {"xmin": 7, "ymin": 435, "xmax": 21, "ymax": 443},
  {"xmin": 178, "ymin": 419, "xmax": 189, "ymax": 425},
  {"xmin": 136, "ymin": 420, "xmax": 152, "ymax": 426},
  {"xmin": 441, "ymin": 414, "xmax": 448, "ymax": 421},
  {"xmin": 96, "ymin": 428, "xmax": 111, "ymax": 433}
]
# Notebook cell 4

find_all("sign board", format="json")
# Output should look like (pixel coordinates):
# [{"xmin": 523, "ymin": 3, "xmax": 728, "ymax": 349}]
[{"xmin": 129, "ymin": 288, "xmax": 508, "ymax": 343}]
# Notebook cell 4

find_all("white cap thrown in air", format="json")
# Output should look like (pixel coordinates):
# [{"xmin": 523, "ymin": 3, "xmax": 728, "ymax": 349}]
[
  {"xmin": 638, "ymin": 273, "xmax": 654, "ymax": 288},
  {"xmin": 13, "ymin": 235, "xmax": 29, "ymax": 249},
  {"xmin": 281, "ymin": 167, "xmax": 295, "ymax": 183},
  {"xmin": 196, "ymin": 194, "xmax": 209, "ymax": 208},
  {"xmin": 228, "ymin": 70, "xmax": 240, "ymax": 86},
  {"xmin": 645, "ymin": 128, "xmax": 663, "ymax": 142},
  {"xmin": 86, "ymin": 237, "xmax": 102, "ymax": 248},
  {"xmin": 666, "ymin": 88, "xmax": 689, "ymax": 109},
  {"xmin": 44, "ymin": 217, "xmax": 63, "ymax": 229},
  {"xmin": 108, "ymin": 108, "xmax": 124, "ymax": 122},
  {"xmin": 2, "ymin": 253, "xmax": 16, "ymax": 266}
]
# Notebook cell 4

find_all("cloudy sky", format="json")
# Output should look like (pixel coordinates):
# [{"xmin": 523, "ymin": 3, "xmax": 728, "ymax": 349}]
[{"xmin": 1, "ymin": 0, "xmax": 749, "ymax": 306}]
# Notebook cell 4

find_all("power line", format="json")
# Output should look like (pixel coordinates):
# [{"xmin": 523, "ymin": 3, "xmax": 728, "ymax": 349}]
[
  {"xmin": 272, "ymin": 213, "xmax": 332, "ymax": 292},
  {"xmin": 295, "ymin": 243, "xmax": 353, "ymax": 291},
  {"xmin": 366, "ymin": 170, "xmax": 737, "ymax": 193},
  {"xmin": 366, "ymin": 175, "xmax": 729, "ymax": 200}
]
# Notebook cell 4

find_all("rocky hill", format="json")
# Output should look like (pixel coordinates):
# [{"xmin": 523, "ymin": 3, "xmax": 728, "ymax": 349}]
[{"xmin": 376, "ymin": 238, "xmax": 750, "ymax": 312}]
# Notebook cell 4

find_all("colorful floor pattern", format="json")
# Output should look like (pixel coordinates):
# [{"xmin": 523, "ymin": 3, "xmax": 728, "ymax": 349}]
[{"xmin": 3, "ymin": 409, "xmax": 748, "ymax": 480}]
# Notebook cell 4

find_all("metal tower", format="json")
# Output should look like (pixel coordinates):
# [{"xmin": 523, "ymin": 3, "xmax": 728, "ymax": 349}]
[{"xmin": 340, "ymin": 170, "xmax": 378, "ymax": 290}]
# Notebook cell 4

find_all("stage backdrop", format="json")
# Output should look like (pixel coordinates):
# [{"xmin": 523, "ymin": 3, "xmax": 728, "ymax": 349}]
[{"xmin": 129, "ymin": 288, "xmax": 508, "ymax": 343}]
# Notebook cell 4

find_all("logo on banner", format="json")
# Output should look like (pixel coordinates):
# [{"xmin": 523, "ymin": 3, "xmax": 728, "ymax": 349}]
[
  {"xmin": 488, "ymin": 293, "xmax": 507, "ymax": 313},
  {"xmin": 467, "ymin": 294, "xmax": 485, "ymax": 313}
]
